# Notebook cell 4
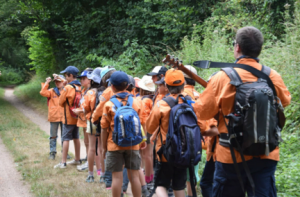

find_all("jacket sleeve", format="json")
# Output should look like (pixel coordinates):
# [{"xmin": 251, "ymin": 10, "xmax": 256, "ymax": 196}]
[
  {"xmin": 40, "ymin": 83, "xmax": 51, "ymax": 98},
  {"xmin": 146, "ymin": 101, "xmax": 162, "ymax": 135},
  {"xmin": 270, "ymin": 70, "xmax": 291, "ymax": 108},
  {"xmin": 140, "ymin": 98, "xmax": 152, "ymax": 125},
  {"xmin": 59, "ymin": 85, "xmax": 69, "ymax": 107},
  {"xmin": 100, "ymin": 102, "xmax": 112, "ymax": 129},
  {"xmin": 82, "ymin": 90, "xmax": 94, "ymax": 113}
]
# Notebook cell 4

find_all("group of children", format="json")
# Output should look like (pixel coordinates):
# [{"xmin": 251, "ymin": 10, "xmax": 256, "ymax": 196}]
[{"xmin": 40, "ymin": 64, "xmax": 218, "ymax": 197}]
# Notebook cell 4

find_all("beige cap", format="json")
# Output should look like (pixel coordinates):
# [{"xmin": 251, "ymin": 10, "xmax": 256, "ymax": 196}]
[
  {"xmin": 147, "ymin": 66, "xmax": 162, "ymax": 76},
  {"xmin": 138, "ymin": 75, "xmax": 155, "ymax": 92},
  {"xmin": 183, "ymin": 65, "xmax": 197, "ymax": 79}
]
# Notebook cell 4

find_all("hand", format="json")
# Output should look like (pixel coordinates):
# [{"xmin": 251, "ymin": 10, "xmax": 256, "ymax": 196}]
[
  {"xmin": 140, "ymin": 142, "xmax": 147, "ymax": 149},
  {"xmin": 63, "ymin": 80, "xmax": 68, "ymax": 86},
  {"xmin": 45, "ymin": 77, "xmax": 52, "ymax": 84},
  {"xmin": 72, "ymin": 108, "xmax": 83, "ymax": 115},
  {"xmin": 102, "ymin": 149, "xmax": 107, "ymax": 159}
]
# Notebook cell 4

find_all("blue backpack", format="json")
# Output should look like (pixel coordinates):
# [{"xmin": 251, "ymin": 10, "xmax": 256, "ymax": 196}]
[
  {"xmin": 110, "ymin": 94, "xmax": 143, "ymax": 147},
  {"xmin": 157, "ymin": 94, "xmax": 202, "ymax": 197}
]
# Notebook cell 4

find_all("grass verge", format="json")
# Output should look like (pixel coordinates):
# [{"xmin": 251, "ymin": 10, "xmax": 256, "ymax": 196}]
[{"xmin": 0, "ymin": 94, "xmax": 110, "ymax": 197}]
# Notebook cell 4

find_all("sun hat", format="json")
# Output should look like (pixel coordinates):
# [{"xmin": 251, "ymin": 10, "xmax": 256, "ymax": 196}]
[
  {"xmin": 87, "ymin": 67, "xmax": 102, "ymax": 84},
  {"xmin": 101, "ymin": 66, "xmax": 116, "ymax": 79},
  {"xmin": 165, "ymin": 69, "xmax": 185, "ymax": 86},
  {"xmin": 53, "ymin": 75, "xmax": 65, "ymax": 82},
  {"xmin": 182, "ymin": 65, "xmax": 197, "ymax": 79},
  {"xmin": 138, "ymin": 75, "xmax": 155, "ymax": 92}
]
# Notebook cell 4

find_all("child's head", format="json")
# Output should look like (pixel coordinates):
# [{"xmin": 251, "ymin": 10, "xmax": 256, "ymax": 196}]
[
  {"xmin": 138, "ymin": 75, "xmax": 155, "ymax": 96},
  {"xmin": 87, "ymin": 67, "xmax": 102, "ymax": 88},
  {"xmin": 101, "ymin": 66, "xmax": 116, "ymax": 87},
  {"xmin": 183, "ymin": 65, "xmax": 197, "ymax": 86},
  {"xmin": 60, "ymin": 66, "xmax": 79, "ymax": 83},
  {"xmin": 134, "ymin": 77, "xmax": 141, "ymax": 94},
  {"xmin": 126, "ymin": 75, "xmax": 135, "ymax": 92},
  {"xmin": 165, "ymin": 69, "xmax": 185, "ymax": 94},
  {"xmin": 78, "ymin": 69, "xmax": 93, "ymax": 89},
  {"xmin": 54, "ymin": 75, "xmax": 65, "ymax": 89},
  {"xmin": 155, "ymin": 77, "xmax": 169, "ymax": 95},
  {"xmin": 110, "ymin": 71, "xmax": 129, "ymax": 93},
  {"xmin": 147, "ymin": 66, "xmax": 168, "ymax": 83}
]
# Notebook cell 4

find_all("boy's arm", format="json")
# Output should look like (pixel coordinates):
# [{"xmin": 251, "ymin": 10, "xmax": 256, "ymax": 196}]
[
  {"xmin": 101, "ymin": 128, "xmax": 108, "ymax": 159},
  {"xmin": 40, "ymin": 80, "xmax": 52, "ymax": 98},
  {"xmin": 145, "ymin": 101, "xmax": 162, "ymax": 135},
  {"xmin": 202, "ymin": 126, "xmax": 219, "ymax": 137}
]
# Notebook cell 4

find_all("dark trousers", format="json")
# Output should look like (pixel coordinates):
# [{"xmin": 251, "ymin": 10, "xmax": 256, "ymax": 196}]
[
  {"xmin": 213, "ymin": 158, "xmax": 277, "ymax": 197},
  {"xmin": 200, "ymin": 158, "xmax": 215, "ymax": 197}
]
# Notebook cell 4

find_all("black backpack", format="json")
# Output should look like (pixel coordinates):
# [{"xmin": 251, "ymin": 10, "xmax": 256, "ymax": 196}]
[{"xmin": 219, "ymin": 64, "xmax": 286, "ymax": 194}]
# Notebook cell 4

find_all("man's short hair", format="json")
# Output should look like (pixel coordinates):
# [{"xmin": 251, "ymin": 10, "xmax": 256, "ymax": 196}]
[
  {"xmin": 236, "ymin": 26, "xmax": 264, "ymax": 58},
  {"xmin": 185, "ymin": 78, "xmax": 195, "ymax": 86},
  {"xmin": 166, "ymin": 84, "xmax": 184, "ymax": 94}
]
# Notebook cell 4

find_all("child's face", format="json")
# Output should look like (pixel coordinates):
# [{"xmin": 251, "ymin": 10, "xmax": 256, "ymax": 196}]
[
  {"xmin": 80, "ymin": 76, "xmax": 91, "ymax": 88},
  {"xmin": 55, "ymin": 81, "xmax": 64, "ymax": 89},
  {"xmin": 158, "ymin": 84, "xmax": 168, "ymax": 95}
]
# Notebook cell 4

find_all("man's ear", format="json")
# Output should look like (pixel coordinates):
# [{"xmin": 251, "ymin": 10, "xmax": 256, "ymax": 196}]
[{"xmin": 235, "ymin": 43, "xmax": 242, "ymax": 54}]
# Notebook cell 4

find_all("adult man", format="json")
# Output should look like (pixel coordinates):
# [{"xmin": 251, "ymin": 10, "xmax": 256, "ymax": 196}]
[{"xmin": 194, "ymin": 26, "xmax": 291, "ymax": 196}]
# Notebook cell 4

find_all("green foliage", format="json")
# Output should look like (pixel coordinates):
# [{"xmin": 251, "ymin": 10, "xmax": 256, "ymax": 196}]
[{"xmin": 0, "ymin": 66, "xmax": 29, "ymax": 85}]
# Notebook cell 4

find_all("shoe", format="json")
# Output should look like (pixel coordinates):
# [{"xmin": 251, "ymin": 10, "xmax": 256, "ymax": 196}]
[
  {"xmin": 67, "ymin": 154, "xmax": 71, "ymax": 159},
  {"xmin": 67, "ymin": 159, "xmax": 82, "ymax": 165},
  {"xmin": 81, "ymin": 156, "xmax": 87, "ymax": 162},
  {"xmin": 142, "ymin": 187, "xmax": 150, "ymax": 197},
  {"xmin": 168, "ymin": 187, "xmax": 174, "ymax": 197},
  {"xmin": 86, "ymin": 175, "xmax": 94, "ymax": 183},
  {"xmin": 77, "ymin": 162, "xmax": 88, "ymax": 171},
  {"xmin": 106, "ymin": 184, "xmax": 112, "ymax": 190},
  {"xmin": 100, "ymin": 175, "xmax": 105, "ymax": 183},
  {"xmin": 147, "ymin": 181, "xmax": 154, "ymax": 191},
  {"xmin": 49, "ymin": 152, "xmax": 55, "ymax": 160},
  {"xmin": 54, "ymin": 162, "xmax": 66, "ymax": 169}
]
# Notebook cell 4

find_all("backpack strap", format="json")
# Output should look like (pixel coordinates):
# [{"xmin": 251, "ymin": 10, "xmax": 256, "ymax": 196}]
[
  {"xmin": 221, "ymin": 67, "xmax": 243, "ymax": 87},
  {"xmin": 162, "ymin": 97, "xmax": 177, "ymax": 108},
  {"xmin": 261, "ymin": 65, "xmax": 271, "ymax": 76},
  {"xmin": 110, "ymin": 98, "xmax": 122, "ymax": 109}
]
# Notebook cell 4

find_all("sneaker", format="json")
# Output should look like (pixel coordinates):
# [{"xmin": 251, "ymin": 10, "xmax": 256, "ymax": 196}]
[
  {"xmin": 106, "ymin": 184, "xmax": 112, "ymax": 190},
  {"xmin": 100, "ymin": 175, "xmax": 105, "ymax": 183},
  {"xmin": 147, "ymin": 181, "xmax": 154, "ymax": 191},
  {"xmin": 77, "ymin": 162, "xmax": 88, "ymax": 171},
  {"xmin": 54, "ymin": 162, "xmax": 66, "ymax": 169},
  {"xmin": 142, "ymin": 187, "xmax": 150, "ymax": 197},
  {"xmin": 67, "ymin": 154, "xmax": 71, "ymax": 159},
  {"xmin": 67, "ymin": 159, "xmax": 81, "ymax": 165},
  {"xmin": 81, "ymin": 156, "xmax": 87, "ymax": 162},
  {"xmin": 49, "ymin": 152, "xmax": 55, "ymax": 160},
  {"xmin": 86, "ymin": 175, "xmax": 94, "ymax": 183},
  {"xmin": 168, "ymin": 187, "xmax": 174, "ymax": 197}
]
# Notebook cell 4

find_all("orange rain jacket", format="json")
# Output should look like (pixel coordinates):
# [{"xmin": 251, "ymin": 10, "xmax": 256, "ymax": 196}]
[
  {"xmin": 81, "ymin": 88, "xmax": 97, "ymax": 120},
  {"xmin": 101, "ymin": 91, "xmax": 142, "ymax": 151},
  {"xmin": 194, "ymin": 58, "xmax": 291, "ymax": 164},
  {"xmin": 184, "ymin": 85, "xmax": 200, "ymax": 100},
  {"xmin": 59, "ymin": 83, "xmax": 81, "ymax": 125},
  {"xmin": 77, "ymin": 88, "xmax": 88, "ymax": 128},
  {"xmin": 146, "ymin": 93, "xmax": 207, "ymax": 162},
  {"xmin": 40, "ymin": 83, "xmax": 64, "ymax": 122},
  {"xmin": 92, "ymin": 86, "xmax": 114, "ymax": 123}
]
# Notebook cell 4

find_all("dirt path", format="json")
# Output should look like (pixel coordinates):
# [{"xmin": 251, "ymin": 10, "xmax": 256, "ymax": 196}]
[{"xmin": 0, "ymin": 137, "xmax": 32, "ymax": 197}]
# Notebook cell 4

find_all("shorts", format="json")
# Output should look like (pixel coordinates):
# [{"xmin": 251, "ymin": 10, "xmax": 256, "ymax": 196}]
[
  {"xmin": 146, "ymin": 132, "xmax": 152, "ymax": 144},
  {"xmin": 106, "ymin": 150, "xmax": 141, "ymax": 172},
  {"xmin": 155, "ymin": 162, "xmax": 187, "ymax": 190},
  {"xmin": 62, "ymin": 124, "xmax": 79, "ymax": 141},
  {"xmin": 86, "ymin": 121, "xmax": 97, "ymax": 135},
  {"xmin": 186, "ymin": 162, "xmax": 200, "ymax": 183}
]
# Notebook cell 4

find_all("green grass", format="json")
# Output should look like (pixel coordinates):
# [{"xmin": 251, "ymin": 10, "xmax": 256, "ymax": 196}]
[
  {"xmin": 0, "ymin": 87, "xmax": 4, "ymax": 97},
  {"xmin": 0, "ymin": 93, "xmax": 109, "ymax": 197}
]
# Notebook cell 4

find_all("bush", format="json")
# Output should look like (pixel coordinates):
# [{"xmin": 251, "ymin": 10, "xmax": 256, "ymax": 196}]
[{"xmin": 0, "ymin": 67, "xmax": 29, "ymax": 85}]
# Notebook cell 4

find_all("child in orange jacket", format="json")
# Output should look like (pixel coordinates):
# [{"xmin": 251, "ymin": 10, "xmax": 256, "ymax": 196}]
[{"xmin": 40, "ymin": 75, "xmax": 65, "ymax": 160}]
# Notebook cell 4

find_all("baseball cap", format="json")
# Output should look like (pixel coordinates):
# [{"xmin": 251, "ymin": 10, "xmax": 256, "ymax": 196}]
[
  {"xmin": 101, "ymin": 66, "xmax": 116, "ymax": 79},
  {"xmin": 87, "ymin": 67, "xmax": 102, "ymax": 84},
  {"xmin": 182, "ymin": 65, "xmax": 197, "ymax": 79},
  {"xmin": 53, "ymin": 75, "xmax": 65, "ymax": 82},
  {"xmin": 138, "ymin": 76, "xmax": 155, "ymax": 92},
  {"xmin": 165, "ymin": 69, "xmax": 185, "ymax": 86},
  {"xmin": 60, "ymin": 66, "xmax": 79, "ymax": 76},
  {"xmin": 127, "ymin": 75, "xmax": 135, "ymax": 87},
  {"xmin": 147, "ymin": 66, "xmax": 162, "ymax": 76},
  {"xmin": 155, "ymin": 77, "xmax": 165, "ymax": 85},
  {"xmin": 78, "ymin": 70, "xmax": 92, "ymax": 78},
  {"xmin": 157, "ymin": 67, "xmax": 168, "ymax": 76},
  {"xmin": 110, "ymin": 71, "xmax": 129, "ymax": 86}
]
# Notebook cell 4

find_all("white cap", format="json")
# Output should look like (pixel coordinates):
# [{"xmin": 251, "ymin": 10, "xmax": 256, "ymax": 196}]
[
  {"xmin": 138, "ymin": 75, "xmax": 155, "ymax": 92},
  {"xmin": 147, "ymin": 66, "xmax": 162, "ymax": 76},
  {"xmin": 183, "ymin": 65, "xmax": 197, "ymax": 79}
]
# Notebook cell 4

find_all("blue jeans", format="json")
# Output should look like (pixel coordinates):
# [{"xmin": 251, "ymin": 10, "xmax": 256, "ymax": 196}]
[
  {"xmin": 213, "ymin": 158, "xmax": 277, "ymax": 197},
  {"xmin": 49, "ymin": 122, "xmax": 63, "ymax": 153},
  {"xmin": 122, "ymin": 168, "xmax": 130, "ymax": 192},
  {"xmin": 200, "ymin": 158, "xmax": 215, "ymax": 197}
]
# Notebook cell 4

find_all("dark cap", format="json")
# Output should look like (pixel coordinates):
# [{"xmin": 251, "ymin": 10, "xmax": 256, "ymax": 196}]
[
  {"xmin": 155, "ymin": 77, "xmax": 165, "ymax": 85},
  {"xmin": 77, "ymin": 70, "xmax": 92, "ymax": 78},
  {"xmin": 127, "ymin": 75, "xmax": 135, "ymax": 87},
  {"xmin": 158, "ymin": 67, "xmax": 168, "ymax": 76},
  {"xmin": 60, "ymin": 66, "xmax": 79, "ymax": 76},
  {"xmin": 110, "ymin": 71, "xmax": 129, "ymax": 86}
]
